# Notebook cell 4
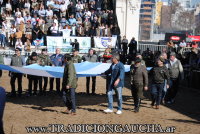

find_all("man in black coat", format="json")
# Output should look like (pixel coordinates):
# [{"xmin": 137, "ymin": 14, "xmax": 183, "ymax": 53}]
[{"xmin": 128, "ymin": 37, "xmax": 137, "ymax": 55}]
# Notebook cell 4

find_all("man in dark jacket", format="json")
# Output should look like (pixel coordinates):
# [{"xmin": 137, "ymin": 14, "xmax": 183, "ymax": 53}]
[
  {"xmin": 121, "ymin": 36, "xmax": 128, "ymax": 56},
  {"xmin": 62, "ymin": 54, "xmax": 77, "ymax": 115},
  {"xmin": 68, "ymin": 2, "xmax": 76, "ymax": 16},
  {"xmin": 10, "ymin": 48, "xmax": 25, "ymax": 97},
  {"xmin": 26, "ymin": 52, "xmax": 39, "ymax": 96},
  {"xmin": 130, "ymin": 57, "xmax": 148, "ymax": 112},
  {"xmin": 103, "ymin": 53, "xmax": 125, "ymax": 115},
  {"xmin": 150, "ymin": 56, "xmax": 170, "ymax": 109},
  {"xmin": 128, "ymin": 37, "xmax": 137, "ymax": 54}
]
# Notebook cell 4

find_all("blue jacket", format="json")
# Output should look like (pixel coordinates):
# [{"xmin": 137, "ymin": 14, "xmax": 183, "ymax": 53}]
[
  {"xmin": 0, "ymin": 87, "xmax": 6, "ymax": 134},
  {"xmin": 105, "ymin": 62, "xmax": 125, "ymax": 89},
  {"xmin": 50, "ymin": 54, "xmax": 63, "ymax": 66}
]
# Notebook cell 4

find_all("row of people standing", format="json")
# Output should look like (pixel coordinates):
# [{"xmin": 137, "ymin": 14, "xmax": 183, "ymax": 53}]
[{"xmin": 9, "ymin": 47, "xmax": 106, "ymax": 97}]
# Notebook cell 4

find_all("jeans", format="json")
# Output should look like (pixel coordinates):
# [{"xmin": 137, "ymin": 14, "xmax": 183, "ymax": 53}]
[
  {"xmin": 107, "ymin": 86, "xmax": 123, "ymax": 110},
  {"xmin": 0, "ymin": 34, "xmax": 6, "ymax": 47},
  {"xmin": 151, "ymin": 83, "xmax": 164, "ymax": 106},
  {"xmin": 63, "ymin": 88, "xmax": 76, "ymax": 112},
  {"xmin": 0, "ymin": 87, "xmax": 6, "ymax": 134}
]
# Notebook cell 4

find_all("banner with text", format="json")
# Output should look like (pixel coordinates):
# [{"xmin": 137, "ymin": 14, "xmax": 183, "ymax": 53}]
[
  {"xmin": 94, "ymin": 37, "xmax": 117, "ymax": 48},
  {"xmin": 47, "ymin": 36, "xmax": 91, "ymax": 53}
]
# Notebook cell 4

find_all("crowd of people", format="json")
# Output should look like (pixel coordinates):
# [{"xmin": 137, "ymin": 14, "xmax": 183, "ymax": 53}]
[
  {"xmin": 0, "ymin": 1, "xmax": 200, "ymax": 133},
  {"xmin": 0, "ymin": 44, "xmax": 191, "ymax": 110},
  {"xmin": 0, "ymin": 0, "xmax": 122, "ymax": 50}
]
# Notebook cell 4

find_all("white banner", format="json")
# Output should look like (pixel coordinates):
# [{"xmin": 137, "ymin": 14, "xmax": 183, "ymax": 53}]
[
  {"xmin": 94, "ymin": 37, "xmax": 117, "ymax": 48},
  {"xmin": 47, "ymin": 36, "xmax": 91, "ymax": 53}
]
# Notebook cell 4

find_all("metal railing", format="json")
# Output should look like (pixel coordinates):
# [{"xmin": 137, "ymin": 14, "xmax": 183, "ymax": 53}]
[
  {"xmin": 138, "ymin": 44, "xmax": 167, "ymax": 53},
  {"xmin": 138, "ymin": 44, "xmax": 200, "ymax": 53}
]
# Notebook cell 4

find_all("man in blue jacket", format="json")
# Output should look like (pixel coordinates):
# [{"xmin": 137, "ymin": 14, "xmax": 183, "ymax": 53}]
[
  {"xmin": 103, "ymin": 53, "xmax": 125, "ymax": 115},
  {"xmin": 49, "ymin": 48, "xmax": 63, "ymax": 93},
  {"xmin": 0, "ymin": 87, "xmax": 6, "ymax": 134}
]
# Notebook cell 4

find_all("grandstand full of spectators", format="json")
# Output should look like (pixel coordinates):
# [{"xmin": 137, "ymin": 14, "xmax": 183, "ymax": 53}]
[{"xmin": 0, "ymin": 0, "xmax": 120, "ymax": 51}]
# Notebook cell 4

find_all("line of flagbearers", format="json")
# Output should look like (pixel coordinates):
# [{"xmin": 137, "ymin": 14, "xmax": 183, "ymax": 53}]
[{"xmin": 7, "ymin": 47, "xmax": 184, "ymax": 115}]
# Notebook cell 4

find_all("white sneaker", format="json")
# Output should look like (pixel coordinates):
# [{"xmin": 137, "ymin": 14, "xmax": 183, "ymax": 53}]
[
  {"xmin": 104, "ymin": 109, "xmax": 113, "ymax": 113},
  {"xmin": 116, "ymin": 110, "xmax": 122, "ymax": 115}
]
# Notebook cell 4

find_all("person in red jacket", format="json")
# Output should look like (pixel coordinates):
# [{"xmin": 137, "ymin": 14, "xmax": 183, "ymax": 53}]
[{"xmin": 102, "ymin": 48, "xmax": 112, "ymax": 63}]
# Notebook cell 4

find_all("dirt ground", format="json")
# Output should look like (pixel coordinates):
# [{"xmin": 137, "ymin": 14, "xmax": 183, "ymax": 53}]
[{"xmin": 1, "ymin": 71, "xmax": 200, "ymax": 134}]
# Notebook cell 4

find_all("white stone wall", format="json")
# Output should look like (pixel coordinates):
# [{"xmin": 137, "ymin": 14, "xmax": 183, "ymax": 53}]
[{"xmin": 116, "ymin": 0, "xmax": 141, "ymax": 42}]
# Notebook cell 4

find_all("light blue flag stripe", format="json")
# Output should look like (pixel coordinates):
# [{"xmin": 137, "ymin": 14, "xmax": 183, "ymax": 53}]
[{"xmin": 0, "ymin": 62, "xmax": 152, "ymax": 78}]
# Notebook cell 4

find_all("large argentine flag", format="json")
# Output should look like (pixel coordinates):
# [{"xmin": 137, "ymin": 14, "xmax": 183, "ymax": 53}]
[{"xmin": 0, "ymin": 62, "xmax": 131, "ymax": 78}]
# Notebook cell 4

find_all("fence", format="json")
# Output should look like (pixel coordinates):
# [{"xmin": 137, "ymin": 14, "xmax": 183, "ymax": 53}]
[
  {"xmin": 138, "ymin": 44, "xmax": 167, "ymax": 53},
  {"xmin": 138, "ymin": 44, "xmax": 198, "ymax": 53}
]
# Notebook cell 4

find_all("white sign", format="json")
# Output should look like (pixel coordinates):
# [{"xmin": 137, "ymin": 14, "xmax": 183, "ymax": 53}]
[
  {"xmin": 94, "ymin": 37, "xmax": 117, "ymax": 48},
  {"xmin": 47, "ymin": 36, "xmax": 91, "ymax": 53}
]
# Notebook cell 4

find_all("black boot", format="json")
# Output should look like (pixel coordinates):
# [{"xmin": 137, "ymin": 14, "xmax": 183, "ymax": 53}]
[{"xmin": 134, "ymin": 99, "xmax": 141, "ymax": 113}]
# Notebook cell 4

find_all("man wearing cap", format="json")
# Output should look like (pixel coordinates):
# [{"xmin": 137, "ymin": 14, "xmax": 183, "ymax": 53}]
[
  {"xmin": 62, "ymin": 54, "xmax": 77, "ymax": 115},
  {"xmin": 26, "ymin": 52, "xmax": 39, "ymax": 96},
  {"xmin": 38, "ymin": 48, "xmax": 52, "ymax": 95},
  {"xmin": 71, "ymin": 49, "xmax": 81, "ymax": 63},
  {"xmin": 103, "ymin": 53, "xmax": 125, "ymax": 115},
  {"xmin": 10, "ymin": 48, "xmax": 26, "ymax": 97},
  {"xmin": 130, "ymin": 57, "xmax": 148, "ymax": 112},
  {"xmin": 150, "ymin": 56, "xmax": 170, "ymax": 109},
  {"xmin": 49, "ymin": 48, "xmax": 63, "ymax": 93},
  {"xmin": 135, "ymin": 53, "xmax": 146, "ymax": 67},
  {"xmin": 166, "ymin": 52, "xmax": 184, "ymax": 104},
  {"xmin": 82, "ymin": 49, "xmax": 98, "ymax": 95}
]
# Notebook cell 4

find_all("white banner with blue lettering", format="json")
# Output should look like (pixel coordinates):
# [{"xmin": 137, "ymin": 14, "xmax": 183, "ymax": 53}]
[
  {"xmin": 94, "ymin": 37, "xmax": 117, "ymax": 48},
  {"xmin": 0, "ymin": 62, "xmax": 131, "ymax": 78},
  {"xmin": 47, "ymin": 36, "xmax": 91, "ymax": 53}
]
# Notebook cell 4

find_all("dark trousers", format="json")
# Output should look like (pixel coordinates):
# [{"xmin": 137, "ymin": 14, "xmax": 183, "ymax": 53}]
[
  {"xmin": 10, "ymin": 37, "xmax": 15, "ymax": 47},
  {"xmin": 166, "ymin": 79, "xmax": 179, "ymax": 101},
  {"xmin": 0, "ymin": 87, "xmax": 6, "ymax": 134},
  {"xmin": 49, "ymin": 78, "xmax": 60, "ymax": 92},
  {"xmin": 28, "ymin": 75, "xmax": 39, "ymax": 94},
  {"xmin": 151, "ymin": 83, "xmax": 164, "ymax": 106},
  {"xmin": 123, "ymin": 48, "xmax": 127, "ymax": 56},
  {"xmin": 106, "ymin": 76, "xmax": 111, "ymax": 93},
  {"xmin": 12, "ymin": 4, "xmax": 18, "ymax": 12},
  {"xmin": 131, "ymin": 84, "xmax": 143, "ymax": 108},
  {"xmin": 38, "ymin": 77, "xmax": 48, "ymax": 92},
  {"xmin": 86, "ymin": 76, "xmax": 96, "ymax": 94},
  {"xmin": 0, "ymin": 70, "xmax": 2, "ymax": 77},
  {"xmin": 62, "ymin": 88, "xmax": 76, "ymax": 112},
  {"xmin": 10, "ymin": 73, "xmax": 23, "ymax": 95}
]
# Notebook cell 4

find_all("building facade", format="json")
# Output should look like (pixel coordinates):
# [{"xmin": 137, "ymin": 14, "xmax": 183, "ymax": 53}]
[
  {"xmin": 139, "ymin": 0, "xmax": 155, "ymax": 40},
  {"xmin": 116, "ymin": 0, "xmax": 141, "ymax": 41}
]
